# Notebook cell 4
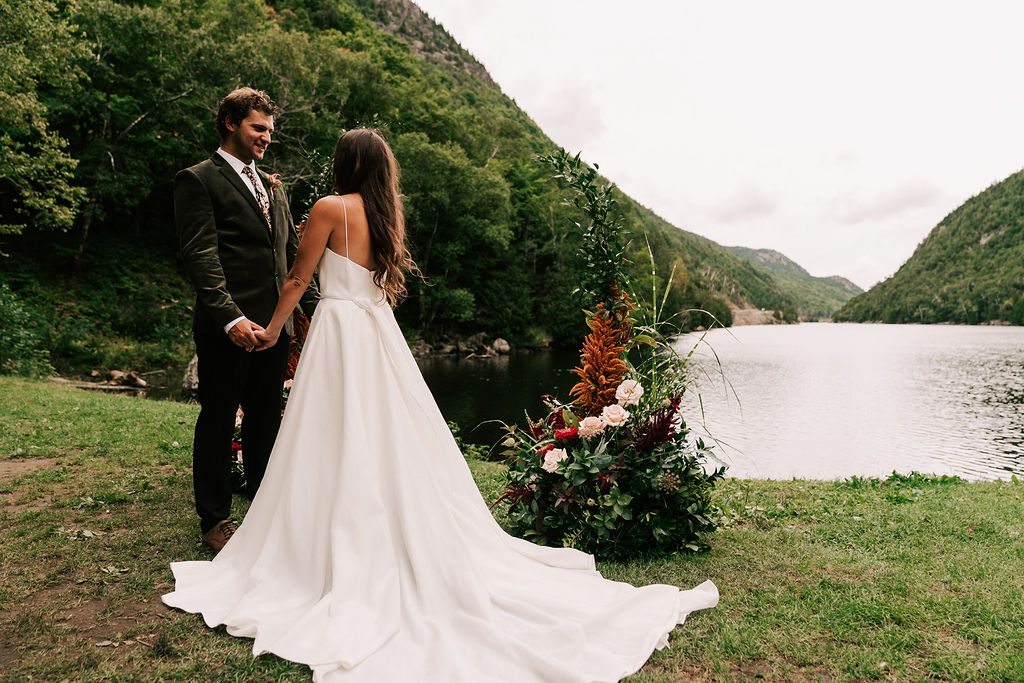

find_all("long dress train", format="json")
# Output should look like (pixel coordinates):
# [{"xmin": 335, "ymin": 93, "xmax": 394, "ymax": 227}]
[{"xmin": 163, "ymin": 242, "xmax": 718, "ymax": 682}]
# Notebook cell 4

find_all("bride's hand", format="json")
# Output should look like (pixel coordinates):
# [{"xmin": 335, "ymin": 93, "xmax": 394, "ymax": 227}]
[{"xmin": 253, "ymin": 327, "xmax": 280, "ymax": 352}]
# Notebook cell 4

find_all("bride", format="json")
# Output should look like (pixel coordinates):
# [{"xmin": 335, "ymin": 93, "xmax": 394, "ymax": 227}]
[{"xmin": 162, "ymin": 128, "xmax": 718, "ymax": 682}]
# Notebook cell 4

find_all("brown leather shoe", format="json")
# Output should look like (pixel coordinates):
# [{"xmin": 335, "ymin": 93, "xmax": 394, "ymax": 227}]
[{"xmin": 200, "ymin": 520, "xmax": 237, "ymax": 553}]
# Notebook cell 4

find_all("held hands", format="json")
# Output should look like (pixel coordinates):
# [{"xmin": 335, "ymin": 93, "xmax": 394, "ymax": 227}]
[
  {"xmin": 253, "ymin": 326, "xmax": 280, "ymax": 352},
  {"xmin": 227, "ymin": 318, "xmax": 265, "ymax": 352}
]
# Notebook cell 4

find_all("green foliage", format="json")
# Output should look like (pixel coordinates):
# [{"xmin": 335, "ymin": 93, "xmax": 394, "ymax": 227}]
[
  {"xmin": 392, "ymin": 131, "xmax": 513, "ymax": 332},
  {"xmin": 0, "ymin": 284, "xmax": 53, "ymax": 376},
  {"xmin": 447, "ymin": 420, "xmax": 490, "ymax": 460},
  {"xmin": 538, "ymin": 149, "xmax": 628, "ymax": 309},
  {"xmin": 836, "ymin": 169, "xmax": 1024, "ymax": 324},
  {"xmin": 0, "ymin": 0, "xmax": 86, "ymax": 235}
]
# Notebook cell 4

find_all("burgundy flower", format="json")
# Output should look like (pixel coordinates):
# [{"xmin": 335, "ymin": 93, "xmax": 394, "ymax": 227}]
[
  {"xmin": 231, "ymin": 441, "xmax": 243, "ymax": 452},
  {"xmin": 529, "ymin": 421, "xmax": 545, "ymax": 438},
  {"xmin": 555, "ymin": 427, "xmax": 579, "ymax": 444},
  {"xmin": 537, "ymin": 444, "xmax": 555, "ymax": 456},
  {"xmin": 633, "ymin": 395, "xmax": 683, "ymax": 453},
  {"xmin": 547, "ymin": 412, "xmax": 566, "ymax": 429},
  {"xmin": 489, "ymin": 485, "xmax": 534, "ymax": 510},
  {"xmin": 597, "ymin": 473, "xmax": 612, "ymax": 492}
]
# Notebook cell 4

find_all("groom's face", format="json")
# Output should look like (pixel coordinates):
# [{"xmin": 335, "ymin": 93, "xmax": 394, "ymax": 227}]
[{"xmin": 225, "ymin": 110, "xmax": 275, "ymax": 164}]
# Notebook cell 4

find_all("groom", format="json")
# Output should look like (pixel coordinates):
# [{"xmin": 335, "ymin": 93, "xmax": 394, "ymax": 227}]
[{"xmin": 175, "ymin": 87, "xmax": 319, "ymax": 552}]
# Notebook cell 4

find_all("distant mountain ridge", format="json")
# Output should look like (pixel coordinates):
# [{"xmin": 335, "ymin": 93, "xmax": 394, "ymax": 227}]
[
  {"xmin": 823, "ymin": 275, "xmax": 862, "ymax": 295},
  {"xmin": 726, "ymin": 246, "xmax": 810, "ymax": 276},
  {"xmin": 835, "ymin": 168, "xmax": 1024, "ymax": 324},
  {"xmin": 725, "ymin": 247, "xmax": 864, "ymax": 319}
]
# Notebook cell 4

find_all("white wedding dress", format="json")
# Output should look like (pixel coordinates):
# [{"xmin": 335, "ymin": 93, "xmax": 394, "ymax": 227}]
[{"xmin": 163, "ymin": 229, "xmax": 718, "ymax": 682}]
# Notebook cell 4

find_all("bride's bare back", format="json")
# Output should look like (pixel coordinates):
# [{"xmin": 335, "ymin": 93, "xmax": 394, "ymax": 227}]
[{"xmin": 321, "ymin": 193, "xmax": 376, "ymax": 272}]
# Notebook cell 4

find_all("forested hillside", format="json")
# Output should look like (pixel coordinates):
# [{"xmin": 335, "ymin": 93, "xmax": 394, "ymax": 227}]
[
  {"xmin": 3, "ymin": 0, "xmax": 823, "ymax": 374},
  {"xmin": 726, "ymin": 247, "xmax": 862, "ymax": 320},
  {"xmin": 835, "ymin": 169, "xmax": 1024, "ymax": 324}
]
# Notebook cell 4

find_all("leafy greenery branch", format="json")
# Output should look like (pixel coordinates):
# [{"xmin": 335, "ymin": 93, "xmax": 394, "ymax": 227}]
[{"xmin": 537, "ymin": 148, "xmax": 628, "ymax": 311}]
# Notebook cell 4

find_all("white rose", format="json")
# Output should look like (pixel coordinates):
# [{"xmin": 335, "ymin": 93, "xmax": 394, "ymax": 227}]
[
  {"xmin": 601, "ymin": 404, "xmax": 630, "ymax": 428},
  {"xmin": 578, "ymin": 416, "xmax": 606, "ymax": 438},
  {"xmin": 542, "ymin": 447, "xmax": 569, "ymax": 473},
  {"xmin": 615, "ymin": 379, "xmax": 644, "ymax": 406}
]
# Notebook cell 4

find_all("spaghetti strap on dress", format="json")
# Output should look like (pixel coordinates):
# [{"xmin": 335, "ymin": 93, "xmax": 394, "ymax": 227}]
[{"xmin": 340, "ymin": 194, "xmax": 349, "ymax": 257}]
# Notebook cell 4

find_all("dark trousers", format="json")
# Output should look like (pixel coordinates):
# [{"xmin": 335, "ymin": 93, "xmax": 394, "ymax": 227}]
[{"xmin": 192, "ymin": 325, "xmax": 290, "ymax": 533}]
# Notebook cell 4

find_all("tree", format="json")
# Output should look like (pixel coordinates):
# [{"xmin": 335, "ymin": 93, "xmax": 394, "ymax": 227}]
[
  {"xmin": 393, "ymin": 132, "xmax": 513, "ymax": 333},
  {"xmin": 0, "ymin": 0, "xmax": 86, "ymax": 236}
]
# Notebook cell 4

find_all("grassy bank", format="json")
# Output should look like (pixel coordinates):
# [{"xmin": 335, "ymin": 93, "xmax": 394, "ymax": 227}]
[{"xmin": 1, "ymin": 376, "xmax": 1021, "ymax": 681}]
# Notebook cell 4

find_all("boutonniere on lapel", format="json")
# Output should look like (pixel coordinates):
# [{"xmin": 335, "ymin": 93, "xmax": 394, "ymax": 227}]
[{"xmin": 268, "ymin": 173, "xmax": 283, "ymax": 190}]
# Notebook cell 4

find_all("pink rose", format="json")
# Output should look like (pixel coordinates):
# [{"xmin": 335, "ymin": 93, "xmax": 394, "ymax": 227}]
[
  {"xmin": 601, "ymin": 404, "xmax": 630, "ymax": 428},
  {"xmin": 615, "ymin": 379, "xmax": 644, "ymax": 406},
  {"xmin": 541, "ymin": 447, "xmax": 568, "ymax": 473}
]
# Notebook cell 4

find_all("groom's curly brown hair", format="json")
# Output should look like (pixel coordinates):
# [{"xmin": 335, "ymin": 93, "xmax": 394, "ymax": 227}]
[{"xmin": 216, "ymin": 87, "xmax": 279, "ymax": 141}]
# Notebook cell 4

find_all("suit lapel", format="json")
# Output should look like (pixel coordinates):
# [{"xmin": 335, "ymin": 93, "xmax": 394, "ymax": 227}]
[{"xmin": 212, "ymin": 154, "xmax": 272, "ymax": 238}]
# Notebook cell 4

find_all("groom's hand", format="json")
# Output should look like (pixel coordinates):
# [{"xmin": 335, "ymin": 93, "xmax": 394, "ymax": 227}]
[{"xmin": 227, "ymin": 318, "xmax": 265, "ymax": 352}]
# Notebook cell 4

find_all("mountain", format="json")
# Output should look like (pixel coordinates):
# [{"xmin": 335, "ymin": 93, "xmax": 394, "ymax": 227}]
[
  {"xmin": 834, "ymin": 169, "xmax": 1024, "ymax": 324},
  {"xmin": 2, "ymin": 0, "xmax": 844, "ymax": 375},
  {"xmin": 725, "ymin": 247, "xmax": 864, "ymax": 320}
]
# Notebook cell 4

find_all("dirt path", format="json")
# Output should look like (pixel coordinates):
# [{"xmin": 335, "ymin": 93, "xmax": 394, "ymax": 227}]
[{"xmin": 0, "ymin": 457, "xmax": 58, "ymax": 480}]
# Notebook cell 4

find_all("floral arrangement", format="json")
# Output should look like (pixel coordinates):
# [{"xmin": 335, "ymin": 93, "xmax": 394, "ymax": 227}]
[
  {"xmin": 497, "ymin": 295, "xmax": 724, "ymax": 558},
  {"xmin": 494, "ymin": 150, "xmax": 725, "ymax": 559}
]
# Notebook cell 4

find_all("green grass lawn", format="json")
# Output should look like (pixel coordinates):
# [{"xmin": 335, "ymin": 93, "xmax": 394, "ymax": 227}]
[{"xmin": 1, "ymin": 375, "xmax": 1022, "ymax": 682}]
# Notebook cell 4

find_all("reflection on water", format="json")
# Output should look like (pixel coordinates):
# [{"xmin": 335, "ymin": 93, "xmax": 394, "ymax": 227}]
[
  {"xmin": 676, "ymin": 323, "xmax": 1024, "ymax": 480},
  {"xmin": 418, "ymin": 348, "xmax": 581, "ymax": 449}
]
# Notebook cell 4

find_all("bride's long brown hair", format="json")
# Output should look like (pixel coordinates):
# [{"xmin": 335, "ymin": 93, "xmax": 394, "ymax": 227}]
[{"xmin": 331, "ymin": 128, "xmax": 418, "ymax": 306}]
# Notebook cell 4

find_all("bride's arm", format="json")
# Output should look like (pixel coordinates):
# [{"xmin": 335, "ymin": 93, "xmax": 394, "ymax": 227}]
[{"xmin": 254, "ymin": 197, "xmax": 338, "ymax": 350}]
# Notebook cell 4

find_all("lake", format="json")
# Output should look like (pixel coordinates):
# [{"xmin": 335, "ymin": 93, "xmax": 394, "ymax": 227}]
[{"xmin": 421, "ymin": 324, "xmax": 1024, "ymax": 481}]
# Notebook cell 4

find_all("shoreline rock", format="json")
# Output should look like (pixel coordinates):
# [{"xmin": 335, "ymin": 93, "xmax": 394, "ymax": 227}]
[{"xmin": 409, "ymin": 333, "xmax": 518, "ymax": 359}]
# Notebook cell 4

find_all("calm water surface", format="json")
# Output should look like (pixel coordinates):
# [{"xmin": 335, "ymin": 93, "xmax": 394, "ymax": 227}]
[
  {"xmin": 675, "ymin": 323, "xmax": 1024, "ymax": 480},
  {"xmin": 418, "ymin": 349, "xmax": 580, "ymax": 445},
  {"xmin": 420, "ymin": 324, "xmax": 1024, "ymax": 481}
]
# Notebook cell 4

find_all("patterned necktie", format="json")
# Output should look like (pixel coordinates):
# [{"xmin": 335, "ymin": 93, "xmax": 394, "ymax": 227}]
[{"xmin": 241, "ymin": 166, "xmax": 271, "ymax": 229}]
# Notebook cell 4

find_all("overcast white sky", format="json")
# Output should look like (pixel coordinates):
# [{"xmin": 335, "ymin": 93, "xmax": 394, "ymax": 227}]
[{"xmin": 411, "ymin": 0, "xmax": 1024, "ymax": 288}]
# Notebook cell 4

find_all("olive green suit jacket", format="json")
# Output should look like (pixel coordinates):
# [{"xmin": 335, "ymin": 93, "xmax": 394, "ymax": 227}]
[{"xmin": 175, "ymin": 154, "xmax": 319, "ymax": 336}]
